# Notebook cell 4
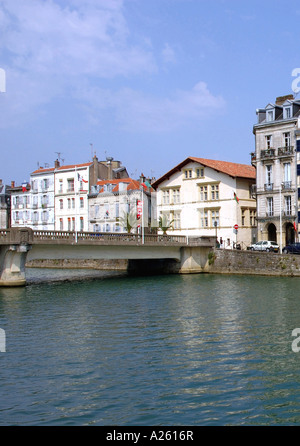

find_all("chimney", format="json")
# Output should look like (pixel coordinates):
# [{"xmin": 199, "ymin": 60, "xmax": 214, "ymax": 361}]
[
  {"xmin": 275, "ymin": 94, "xmax": 294, "ymax": 106},
  {"xmin": 54, "ymin": 159, "xmax": 60, "ymax": 168},
  {"xmin": 106, "ymin": 157, "xmax": 113, "ymax": 180},
  {"xmin": 0, "ymin": 179, "xmax": 2, "ymax": 186},
  {"xmin": 11, "ymin": 181, "xmax": 15, "ymax": 188}
]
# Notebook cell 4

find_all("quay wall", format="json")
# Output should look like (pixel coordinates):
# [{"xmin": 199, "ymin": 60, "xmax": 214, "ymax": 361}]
[
  {"xmin": 208, "ymin": 249, "xmax": 300, "ymax": 277},
  {"xmin": 26, "ymin": 258, "xmax": 128, "ymax": 270}
]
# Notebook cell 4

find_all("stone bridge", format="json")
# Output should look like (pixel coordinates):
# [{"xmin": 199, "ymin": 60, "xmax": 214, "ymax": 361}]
[{"xmin": 0, "ymin": 228, "xmax": 216, "ymax": 286}]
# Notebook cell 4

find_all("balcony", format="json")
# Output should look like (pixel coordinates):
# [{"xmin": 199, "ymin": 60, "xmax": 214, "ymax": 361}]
[
  {"xmin": 250, "ymin": 152, "xmax": 257, "ymax": 164},
  {"xmin": 261, "ymin": 149, "xmax": 276, "ymax": 159},
  {"xmin": 282, "ymin": 181, "xmax": 293, "ymax": 191},
  {"xmin": 278, "ymin": 146, "xmax": 294, "ymax": 157},
  {"xmin": 264, "ymin": 183, "xmax": 274, "ymax": 191}
]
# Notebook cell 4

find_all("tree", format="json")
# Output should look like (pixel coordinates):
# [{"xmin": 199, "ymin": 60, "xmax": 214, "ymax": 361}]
[
  {"xmin": 118, "ymin": 210, "xmax": 138, "ymax": 233},
  {"xmin": 158, "ymin": 215, "xmax": 174, "ymax": 235}
]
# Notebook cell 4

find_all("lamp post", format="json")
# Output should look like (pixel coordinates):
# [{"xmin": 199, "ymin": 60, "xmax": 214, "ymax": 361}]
[{"xmin": 279, "ymin": 182, "xmax": 283, "ymax": 254}]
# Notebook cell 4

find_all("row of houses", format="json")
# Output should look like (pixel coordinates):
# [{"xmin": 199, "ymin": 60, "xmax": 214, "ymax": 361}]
[{"xmin": 2, "ymin": 93, "xmax": 300, "ymax": 250}]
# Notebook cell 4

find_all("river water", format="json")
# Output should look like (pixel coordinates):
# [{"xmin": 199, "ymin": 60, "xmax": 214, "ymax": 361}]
[{"xmin": 1, "ymin": 268, "xmax": 300, "ymax": 426}]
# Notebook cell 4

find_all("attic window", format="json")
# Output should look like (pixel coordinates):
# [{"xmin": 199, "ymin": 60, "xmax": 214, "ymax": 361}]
[
  {"xmin": 284, "ymin": 107, "xmax": 291, "ymax": 119},
  {"xmin": 267, "ymin": 110, "xmax": 274, "ymax": 122}
]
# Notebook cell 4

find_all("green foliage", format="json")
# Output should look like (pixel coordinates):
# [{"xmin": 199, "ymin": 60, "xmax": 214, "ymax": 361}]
[
  {"xmin": 118, "ymin": 210, "xmax": 138, "ymax": 233},
  {"xmin": 158, "ymin": 215, "xmax": 174, "ymax": 235}
]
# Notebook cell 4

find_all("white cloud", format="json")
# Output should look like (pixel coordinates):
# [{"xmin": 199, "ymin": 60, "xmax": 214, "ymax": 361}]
[
  {"xmin": 0, "ymin": 0, "xmax": 225, "ymax": 132},
  {"xmin": 74, "ymin": 81, "xmax": 225, "ymax": 132}
]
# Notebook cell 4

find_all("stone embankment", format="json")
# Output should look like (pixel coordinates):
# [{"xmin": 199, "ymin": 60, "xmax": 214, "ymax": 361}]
[{"xmin": 208, "ymin": 249, "xmax": 300, "ymax": 277}]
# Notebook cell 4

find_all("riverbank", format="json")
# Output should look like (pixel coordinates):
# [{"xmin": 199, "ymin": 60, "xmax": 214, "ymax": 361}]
[
  {"xmin": 26, "ymin": 249, "xmax": 300, "ymax": 277},
  {"xmin": 209, "ymin": 248, "xmax": 300, "ymax": 277}
]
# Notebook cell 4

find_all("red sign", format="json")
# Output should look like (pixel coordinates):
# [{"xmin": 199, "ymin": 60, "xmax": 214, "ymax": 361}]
[
  {"xmin": 137, "ymin": 200, "xmax": 142, "ymax": 219},
  {"xmin": 234, "ymin": 224, "xmax": 238, "ymax": 230}
]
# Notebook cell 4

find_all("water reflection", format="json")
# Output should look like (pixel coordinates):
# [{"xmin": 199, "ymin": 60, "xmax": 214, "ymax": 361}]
[{"xmin": 1, "ymin": 271, "xmax": 300, "ymax": 425}]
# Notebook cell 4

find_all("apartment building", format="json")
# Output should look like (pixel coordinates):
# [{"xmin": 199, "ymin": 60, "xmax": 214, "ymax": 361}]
[
  {"xmin": 10, "ymin": 155, "xmax": 129, "ymax": 232},
  {"xmin": 252, "ymin": 94, "xmax": 300, "ymax": 250},
  {"xmin": 152, "ymin": 157, "xmax": 256, "ymax": 248},
  {"xmin": 88, "ymin": 177, "xmax": 154, "ymax": 233}
]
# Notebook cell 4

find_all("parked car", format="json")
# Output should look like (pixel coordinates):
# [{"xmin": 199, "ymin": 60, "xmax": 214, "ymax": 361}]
[
  {"xmin": 282, "ymin": 243, "xmax": 300, "ymax": 254},
  {"xmin": 249, "ymin": 240, "xmax": 279, "ymax": 252}
]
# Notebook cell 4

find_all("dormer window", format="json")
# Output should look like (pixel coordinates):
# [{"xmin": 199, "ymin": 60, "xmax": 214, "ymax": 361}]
[
  {"xmin": 284, "ymin": 107, "xmax": 291, "ymax": 119},
  {"xmin": 267, "ymin": 110, "xmax": 274, "ymax": 122}
]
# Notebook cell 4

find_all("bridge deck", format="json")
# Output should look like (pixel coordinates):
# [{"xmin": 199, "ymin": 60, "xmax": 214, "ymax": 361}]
[{"xmin": 0, "ymin": 228, "xmax": 215, "ymax": 247}]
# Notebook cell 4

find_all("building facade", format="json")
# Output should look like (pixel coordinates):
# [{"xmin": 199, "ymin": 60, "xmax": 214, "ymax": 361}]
[
  {"xmin": 152, "ymin": 157, "xmax": 256, "ymax": 248},
  {"xmin": 88, "ymin": 178, "xmax": 154, "ymax": 233},
  {"xmin": 252, "ymin": 94, "xmax": 300, "ymax": 250},
  {"xmin": 0, "ymin": 180, "xmax": 11, "ymax": 228},
  {"xmin": 10, "ymin": 155, "xmax": 129, "ymax": 232}
]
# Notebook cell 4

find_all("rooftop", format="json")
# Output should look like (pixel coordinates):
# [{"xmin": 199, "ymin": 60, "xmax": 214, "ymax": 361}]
[{"xmin": 152, "ymin": 156, "xmax": 256, "ymax": 188}]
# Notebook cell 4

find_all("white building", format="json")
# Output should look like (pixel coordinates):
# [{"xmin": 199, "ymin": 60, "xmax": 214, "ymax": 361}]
[
  {"xmin": 55, "ymin": 162, "xmax": 91, "ymax": 232},
  {"xmin": 88, "ymin": 178, "xmax": 154, "ymax": 233},
  {"xmin": 10, "ymin": 155, "xmax": 130, "ymax": 232},
  {"xmin": 152, "ymin": 157, "xmax": 256, "ymax": 248},
  {"xmin": 29, "ymin": 165, "xmax": 55, "ymax": 230},
  {"xmin": 252, "ymin": 94, "xmax": 300, "ymax": 250}
]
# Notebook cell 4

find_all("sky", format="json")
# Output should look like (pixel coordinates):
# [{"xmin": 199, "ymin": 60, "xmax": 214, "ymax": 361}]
[{"xmin": 1, "ymin": 0, "xmax": 300, "ymax": 185}]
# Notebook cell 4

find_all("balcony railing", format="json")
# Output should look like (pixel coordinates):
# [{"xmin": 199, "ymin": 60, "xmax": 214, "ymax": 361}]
[
  {"xmin": 278, "ymin": 146, "xmax": 294, "ymax": 157},
  {"xmin": 282, "ymin": 181, "xmax": 292, "ymax": 190},
  {"xmin": 266, "ymin": 211, "xmax": 274, "ymax": 217},
  {"xmin": 261, "ymin": 149, "xmax": 276, "ymax": 159},
  {"xmin": 264, "ymin": 183, "xmax": 274, "ymax": 191}
]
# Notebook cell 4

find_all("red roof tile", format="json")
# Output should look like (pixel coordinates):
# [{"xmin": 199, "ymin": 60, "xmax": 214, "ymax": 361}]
[{"xmin": 152, "ymin": 157, "xmax": 256, "ymax": 188}]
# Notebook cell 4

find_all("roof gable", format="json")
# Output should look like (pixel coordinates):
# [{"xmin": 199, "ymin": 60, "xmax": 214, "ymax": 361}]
[{"xmin": 152, "ymin": 156, "xmax": 256, "ymax": 188}]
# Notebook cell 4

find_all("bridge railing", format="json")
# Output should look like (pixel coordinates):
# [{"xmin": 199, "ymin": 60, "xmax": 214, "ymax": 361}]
[{"xmin": 31, "ymin": 230, "xmax": 188, "ymax": 245}]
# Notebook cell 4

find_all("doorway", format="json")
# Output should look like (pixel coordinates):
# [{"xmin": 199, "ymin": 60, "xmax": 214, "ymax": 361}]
[{"xmin": 267, "ymin": 223, "xmax": 277, "ymax": 242}]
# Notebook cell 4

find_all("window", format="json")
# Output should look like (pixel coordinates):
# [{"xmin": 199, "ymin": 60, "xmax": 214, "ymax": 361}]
[
  {"xmin": 43, "ymin": 179, "xmax": 49, "ymax": 190},
  {"xmin": 250, "ymin": 210, "xmax": 256, "ymax": 226},
  {"xmin": 80, "ymin": 217, "xmax": 84, "ymax": 231},
  {"xmin": 67, "ymin": 198, "xmax": 71, "ymax": 209},
  {"xmin": 284, "ymin": 132, "xmax": 291, "ymax": 148},
  {"xmin": 68, "ymin": 218, "xmax": 71, "ymax": 231},
  {"xmin": 196, "ymin": 168, "xmax": 204, "ymax": 178},
  {"xmin": 266, "ymin": 135, "xmax": 272, "ymax": 149},
  {"xmin": 211, "ymin": 185, "xmax": 219, "ymax": 200},
  {"xmin": 267, "ymin": 110, "xmax": 273, "ymax": 122},
  {"xmin": 200, "ymin": 210, "xmax": 208, "ymax": 227},
  {"xmin": 80, "ymin": 197, "xmax": 84, "ymax": 209},
  {"xmin": 173, "ymin": 189, "xmax": 180, "ymax": 204},
  {"xmin": 59, "ymin": 199, "xmax": 63, "ymax": 210},
  {"xmin": 163, "ymin": 190, "xmax": 169, "ymax": 205},
  {"xmin": 42, "ymin": 195, "xmax": 48, "ymax": 206},
  {"xmin": 241, "ymin": 209, "xmax": 245, "ymax": 226},
  {"xmin": 200, "ymin": 186, "xmax": 208, "ymax": 201},
  {"xmin": 59, "ymin": 180, "xmax": 63, "ymax": 193},
  {"xmin": 42, "ymin": 210, "xmax": 48, "ymax": 222},
  {"xmin": 285, "ymin": 196, "xmax": 292, "ymax": 216},
  {"xmin": 72, "ymin": 198, "xmax": 75, "ymax": 209},
  {"xmin": 266, "ymin": 165, "xmax": 273, "ymax": 186},
  {"xmin": 72, "ymin": 217, "xmax": 75, "ymax": 231},
  {"xmin": 173, "ymin": 212, "xmax": 181, "ymax": 229},
  {"xmin": 285, "ymin": 107, "xmax": 291, "ymax": 119},
  {"xmin": 67, "ymin": 178, "xmax": 75, "ymax": 192},
  {"xmin": 283, "ymin": 162, "xmax": 291, "ymax": 189},
  {"xmin": 59, "ymin": 218, "xmax": 63, "ymax": 231},
  {"xmin": 184, "ymin": 170, "xmax": 192, "ymax": 179},
  {"xmin": 267, "ymin": 197, "xmax": 274, "ymax": 216},
  {"xmin": 211, "ymin": 210, "xmax": 219, "ymax": 227}
]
